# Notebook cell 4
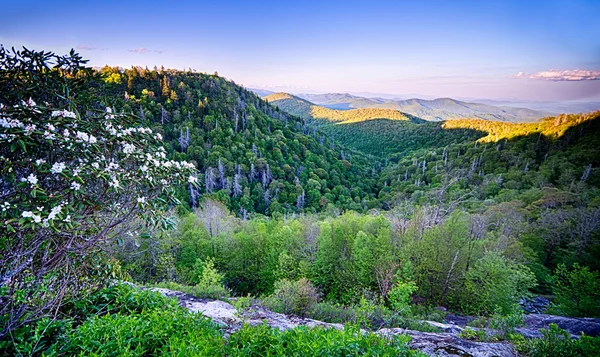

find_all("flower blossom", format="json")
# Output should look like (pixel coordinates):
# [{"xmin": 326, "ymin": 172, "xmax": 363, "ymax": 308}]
[
  {"xmin": 51, "ymin": 110, "xmax": 77, "ymax": 119},
  {"xmin": 22, "ymin": 211, "xmax": 42, "ymax": 223},
  {"xmin": 21, "ymin": 173, "xmax": 38, "ymax": 186},
  {"xmin": 70, "ymin": 182, "xmax": 81, "ymax": 191},
  {"xmin": 50, "ymin": 162, "xmax": 66, "ymax": 174}
]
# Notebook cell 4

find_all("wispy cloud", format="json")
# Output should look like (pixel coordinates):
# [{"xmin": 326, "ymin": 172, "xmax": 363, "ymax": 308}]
[
  {"xmin": 514, "ymin": 69, "xmax": 600, "ymax": 81},
  {"xmin": 76, "ymin": 45, "xmax": 97, "ymax": 51},
  {"xmin": 128, "ymin": 47, "xmax": 163, "ymax": 54}
]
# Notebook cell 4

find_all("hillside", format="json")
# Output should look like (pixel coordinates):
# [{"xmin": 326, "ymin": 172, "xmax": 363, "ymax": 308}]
[
  {"xmin": 98, "ymin": 68, "xmax": 382, "ymax": 215},
  {"xmin": 297, "ymin": 93, "xmax": 553, "ymax": 122},
  {"xmin": 264, "ymin": 92, "xmax": 423, "ymax": 124}
]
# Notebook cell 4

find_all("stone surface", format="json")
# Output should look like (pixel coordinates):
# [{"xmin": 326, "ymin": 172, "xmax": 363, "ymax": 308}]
[
  {"xmin": 519, "ymin": 297, "xmax": 550, "ymax": 314},
  {"xmin": 150, "ymin": 288, "xmax": 240, "ymax": 325},
  {"xmin": 522, "ymin": 314, "xmax": 600, "ymax": 337},
  {"xmin": 151, "ymin": 287, "xmax": 600, "ymax": 357},
  {"xmin": 379, "ymin": 329, "xmax": 517, "ymax": 357}
]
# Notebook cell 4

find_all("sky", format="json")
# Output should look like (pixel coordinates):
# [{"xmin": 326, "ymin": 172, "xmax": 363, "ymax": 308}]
[{"xmin": 1, "ymin": 0, "xmax": 600, "ymax": 102}]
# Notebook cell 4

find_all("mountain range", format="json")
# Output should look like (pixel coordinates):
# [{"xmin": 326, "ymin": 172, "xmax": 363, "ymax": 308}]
[{"xmin": 293, "ymin": 92, "xmax": 554, "ymax": 122}]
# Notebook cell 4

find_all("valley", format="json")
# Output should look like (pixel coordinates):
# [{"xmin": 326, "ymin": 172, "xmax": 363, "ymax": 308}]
[{"xmin": 2, "ymin": 46, "xmax": 600, "ymax": 357}]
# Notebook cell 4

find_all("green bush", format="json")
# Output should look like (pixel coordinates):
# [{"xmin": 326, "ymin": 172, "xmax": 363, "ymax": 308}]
[
  {"xmin": 517, "ymin": 324, "xmax": 600, "ymax": 357},
  {"xmin": 195, "ymin": 257, "xmax": 230, "ymax": 299},
  {"xmin": 488, "ymin": 305, "xmax": 524, "ymax": 340},
  {"xmin": 387, "ymin": 281, "xmax": 418, "ymax": 315},
  {"xmin": 459, "ymin": 327, "xmax": 487, "ymax": 341},
  {"xmin": 549, "ymin": 263, "xmax": 600, "ymax": 317},
  {"xmin": 63, "ymin": 309, "xmax": 224, "ymax": 356},
  {"xmin": 462, "ymin": 252, "xmax": 536, "ymax": 315},
  {"xmin": 264, "ymin": 278, "xmax": 320, "ymax": 317},
  {"xmin": 226, "ymin": 323, "xmax": 425, "ymax": 357}
]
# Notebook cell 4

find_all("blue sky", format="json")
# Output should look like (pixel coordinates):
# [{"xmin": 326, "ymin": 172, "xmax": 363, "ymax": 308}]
[{"xmin": 1, "ymin": 0, "xmax": 599, "ymax": 101}]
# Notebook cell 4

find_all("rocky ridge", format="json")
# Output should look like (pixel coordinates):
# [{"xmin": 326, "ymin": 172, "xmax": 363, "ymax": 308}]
[{"xmin": 152, "ymin": 288, "xmax": 600, "ymax": 357}]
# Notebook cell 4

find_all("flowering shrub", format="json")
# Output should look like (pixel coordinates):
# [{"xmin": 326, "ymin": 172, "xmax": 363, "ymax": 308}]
[{"xmin": 0, "ymin": 46, "xmax": 198, "ymax": 338}]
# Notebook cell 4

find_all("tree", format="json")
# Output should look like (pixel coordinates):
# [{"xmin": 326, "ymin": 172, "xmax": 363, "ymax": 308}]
[{"xmin": 0, "ymin": 47, "xmax": 196, "ymax": 338}]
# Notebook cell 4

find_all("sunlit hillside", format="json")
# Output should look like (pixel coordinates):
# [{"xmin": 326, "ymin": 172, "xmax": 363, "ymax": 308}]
[{"xmin": 264, "ymin": 92, "xmax": 422, "ymax": 123}]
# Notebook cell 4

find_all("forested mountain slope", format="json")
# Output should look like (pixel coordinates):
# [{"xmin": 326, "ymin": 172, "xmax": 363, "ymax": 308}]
[
  {"xmin": 264, "ymin": 92, "xmax": 423, "ymax": 124},
  {"xmin": 100, "ymin": 67, "xmax": 382, "ymax": 215},
  {"xmin": 296, "ymin": 92, "xmax": 553, "ymax": 122}
]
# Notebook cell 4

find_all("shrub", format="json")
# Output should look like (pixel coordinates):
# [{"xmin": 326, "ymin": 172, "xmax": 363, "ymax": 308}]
[
  {"xmin": 459, "ymin": 327, "xmax": 487, "ymax": 341},
  {"xmin": 62, "ymin": 309, "xmax": 224, "ymax": 356},
  {"xmin": 462, "ymin": 252, "xmax": 536, "ymax": 315},
  {"xmin": 265, "ymin": 278, "xmax": 320, "ymax": 317},
  {"xmin": 226, "ymin": 323, "xmax": 425, "ymax": 357},
  {"xmin": 194, "ymin": 257, "xmax": 230, "ymax": 299},
  {"xmin": 0, "ymin": 47, "xmax": 196, "ymax": 339},
  {"xmin": 549, "ymin": 263, "xmax": 600, "ymax": 317},
  {"xmin": 488, "ymin": 305, "xmax": 524, "ymax": 340},
  {"xmin": 517, "ymin": 324, "xmax": 600, "ymax": 357},
  {"xmin": 387, "ymin": 281, "xmax": 418, "ymax": 315}
]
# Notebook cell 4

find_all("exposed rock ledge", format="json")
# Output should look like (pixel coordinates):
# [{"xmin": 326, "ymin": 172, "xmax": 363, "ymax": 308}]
[{"xmin": 151, "ymin": 288, "xmax": 599, "ymax": 357}]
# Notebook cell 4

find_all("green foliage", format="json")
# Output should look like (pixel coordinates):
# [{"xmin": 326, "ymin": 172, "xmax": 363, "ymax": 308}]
[
  {"xmin": 63, "ymin": 309, "xmax": 224, "ymax": 357},
  {"xmin": 488, "ymin": 306, "xmax": 524, "ymax": 340},
  {"xmin": 462, "ymin": 252, "xmax": 536, "ymax": 315},
  {"xmin": 388, "ymin": 281, "xmax": 418, "ymax": 315},
  {"xmin": 458, "ymin": 327, "xmax": 487, "ymax": 341},
  {"xmin": 517, "ymin": 324, "xmax": 600, "ymax": 357},
  {"xmin": 195, "ymin": 257, "xmax": 229, "ymax": 299},
  {"xmin": 0, "ymin": 47, "xmax": 195, "ymax": 339},
  {"xmin": 227, "ymin": 323, "xmax": 424, "ymax": 357},
  {"xmin": 265, "ymin": 278, "xmax": 320, "ymax": 317},
  {"xmin": 549, "ymin": 263, "xmax": 600, "ymax": 317}
]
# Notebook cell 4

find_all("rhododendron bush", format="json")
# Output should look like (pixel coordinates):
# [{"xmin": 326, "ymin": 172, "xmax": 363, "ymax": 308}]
[{"xmin": 0, "ymin": 47, "xmax": 198, "ymax": 338}]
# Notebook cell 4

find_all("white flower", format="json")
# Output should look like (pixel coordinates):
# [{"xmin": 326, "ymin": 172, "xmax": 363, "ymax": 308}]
[
  {"xmin": 46, "ymin": 123, "xmax": 56, "ymax": 131},
  {"xmin": 51, "ymin": 110, "xmax": 77, "ymax": 119},
  {"xmin": 108, "ymin": 177, "xmax": 119, "ymax": 188},
  {"xmin": 50, "ymin": 162, "xmax": 66, "ymax": 174},
  {"xmin": 188, "ymin": 175, "xmax": 198, "ymax": 184},
  {"xmin": 137, "ymin": 196, "xmax": 146, "ymax": 204},
  {"xmin": 122, "ymin": 143, "xmax": 135, "ymax": 154},
  {"xmin": 1, "ymin": 202, "xmax": 10, "ymax": 212},
  {"xmin": 22, "ymin": 211, "xmax": 42, "ymax": 223},
  {"xmin": 70, "ymin": 182, "xmax": 81, "ymax": 191},
  {"xmin": 91, "ymin": 162, "xmax": 100, "ymax": 169},
  {"xmin": 63, "ymin": 215, "xmax": 71, "ymax": 223},
  {"xmin": 106, "ymin": 107, "xmax": 113, "ymax": 114},
  {"xmin": 140, "ymin": 165, "xmax": 148, "ymax": 172},
  {"xmin": 154, "ymin": 133, "xmax": 163, "ymax": 141},
  {"xmin": 160, "ymin": 179, "xmax": 168, "ymax": 185},
  {"xmin": 48, "ymin": 204, "xmax": 62, "ymax": 220},
  {"xmin": 43, "ymin": 131, "xmax": 56, "ymax": 140},
  {"xmin": 24, "ymin": 124, "xmax": 36, "ymax": 135},
  {"xmin": 22, "ymin": 173, "xmax": 38, "ymax": 186},
  {"xmin": 76, "ymin": 131, "xmax": 89, "ymax": 142},
  {"xmin": 0, "ymin": 117, "xmax": 25, "ymax": 129},
  {"xmin": 35, "ymin": 159, "xmax": 46, "ymax": 166},
  {"xmin": 24, "ymin": 98, "xmax": 37, "ymax": 107}
]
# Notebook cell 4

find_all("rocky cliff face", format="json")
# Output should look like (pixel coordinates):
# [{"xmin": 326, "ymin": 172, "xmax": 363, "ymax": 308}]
[{"xmin": 151, "ymin": 287, "xmax": 600, "ymax": 357}]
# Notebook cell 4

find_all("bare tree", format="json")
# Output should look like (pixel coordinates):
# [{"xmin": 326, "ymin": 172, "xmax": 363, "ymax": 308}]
[
  {"xmin": 178, "ymin": 127, "xmax": 190, "ymax": 151},
  {"xmin": 196, "ymin": 199, "xmax": 236, "ymax": 255},
  {"xmin": 205, "ymin": 167, "xmax": 216, "ymax": 193},
  {"xmin": 233, "ymin": 173, "xmax": 243, "ymax": 197}
]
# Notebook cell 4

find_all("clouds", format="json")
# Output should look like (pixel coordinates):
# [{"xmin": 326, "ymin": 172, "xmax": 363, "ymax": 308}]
[
  {"xmin": 76, "ymin": 45, "xmax": 97, "ymax": 51},
  {"xmin": 514, "ymin": 69, "xmax": 600, "ymax": 81},
  {"xmin": 128, "ymin": 47, "xmax": 163, "ymax": 54}
]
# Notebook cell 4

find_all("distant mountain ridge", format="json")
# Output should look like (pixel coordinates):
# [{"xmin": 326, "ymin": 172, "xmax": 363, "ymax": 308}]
[
  {"xmin": 295, "ymin": 93, "xmax": 553, "ymax": 123},
  {"xmin": 264, "ymin": 92, "xmax": 423, "ymax": 124}
]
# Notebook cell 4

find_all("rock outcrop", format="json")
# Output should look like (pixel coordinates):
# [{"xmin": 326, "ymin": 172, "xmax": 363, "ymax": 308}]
[{"xmin": 151, "ymin": 287, "xmax": 600, "ymax": 357}]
